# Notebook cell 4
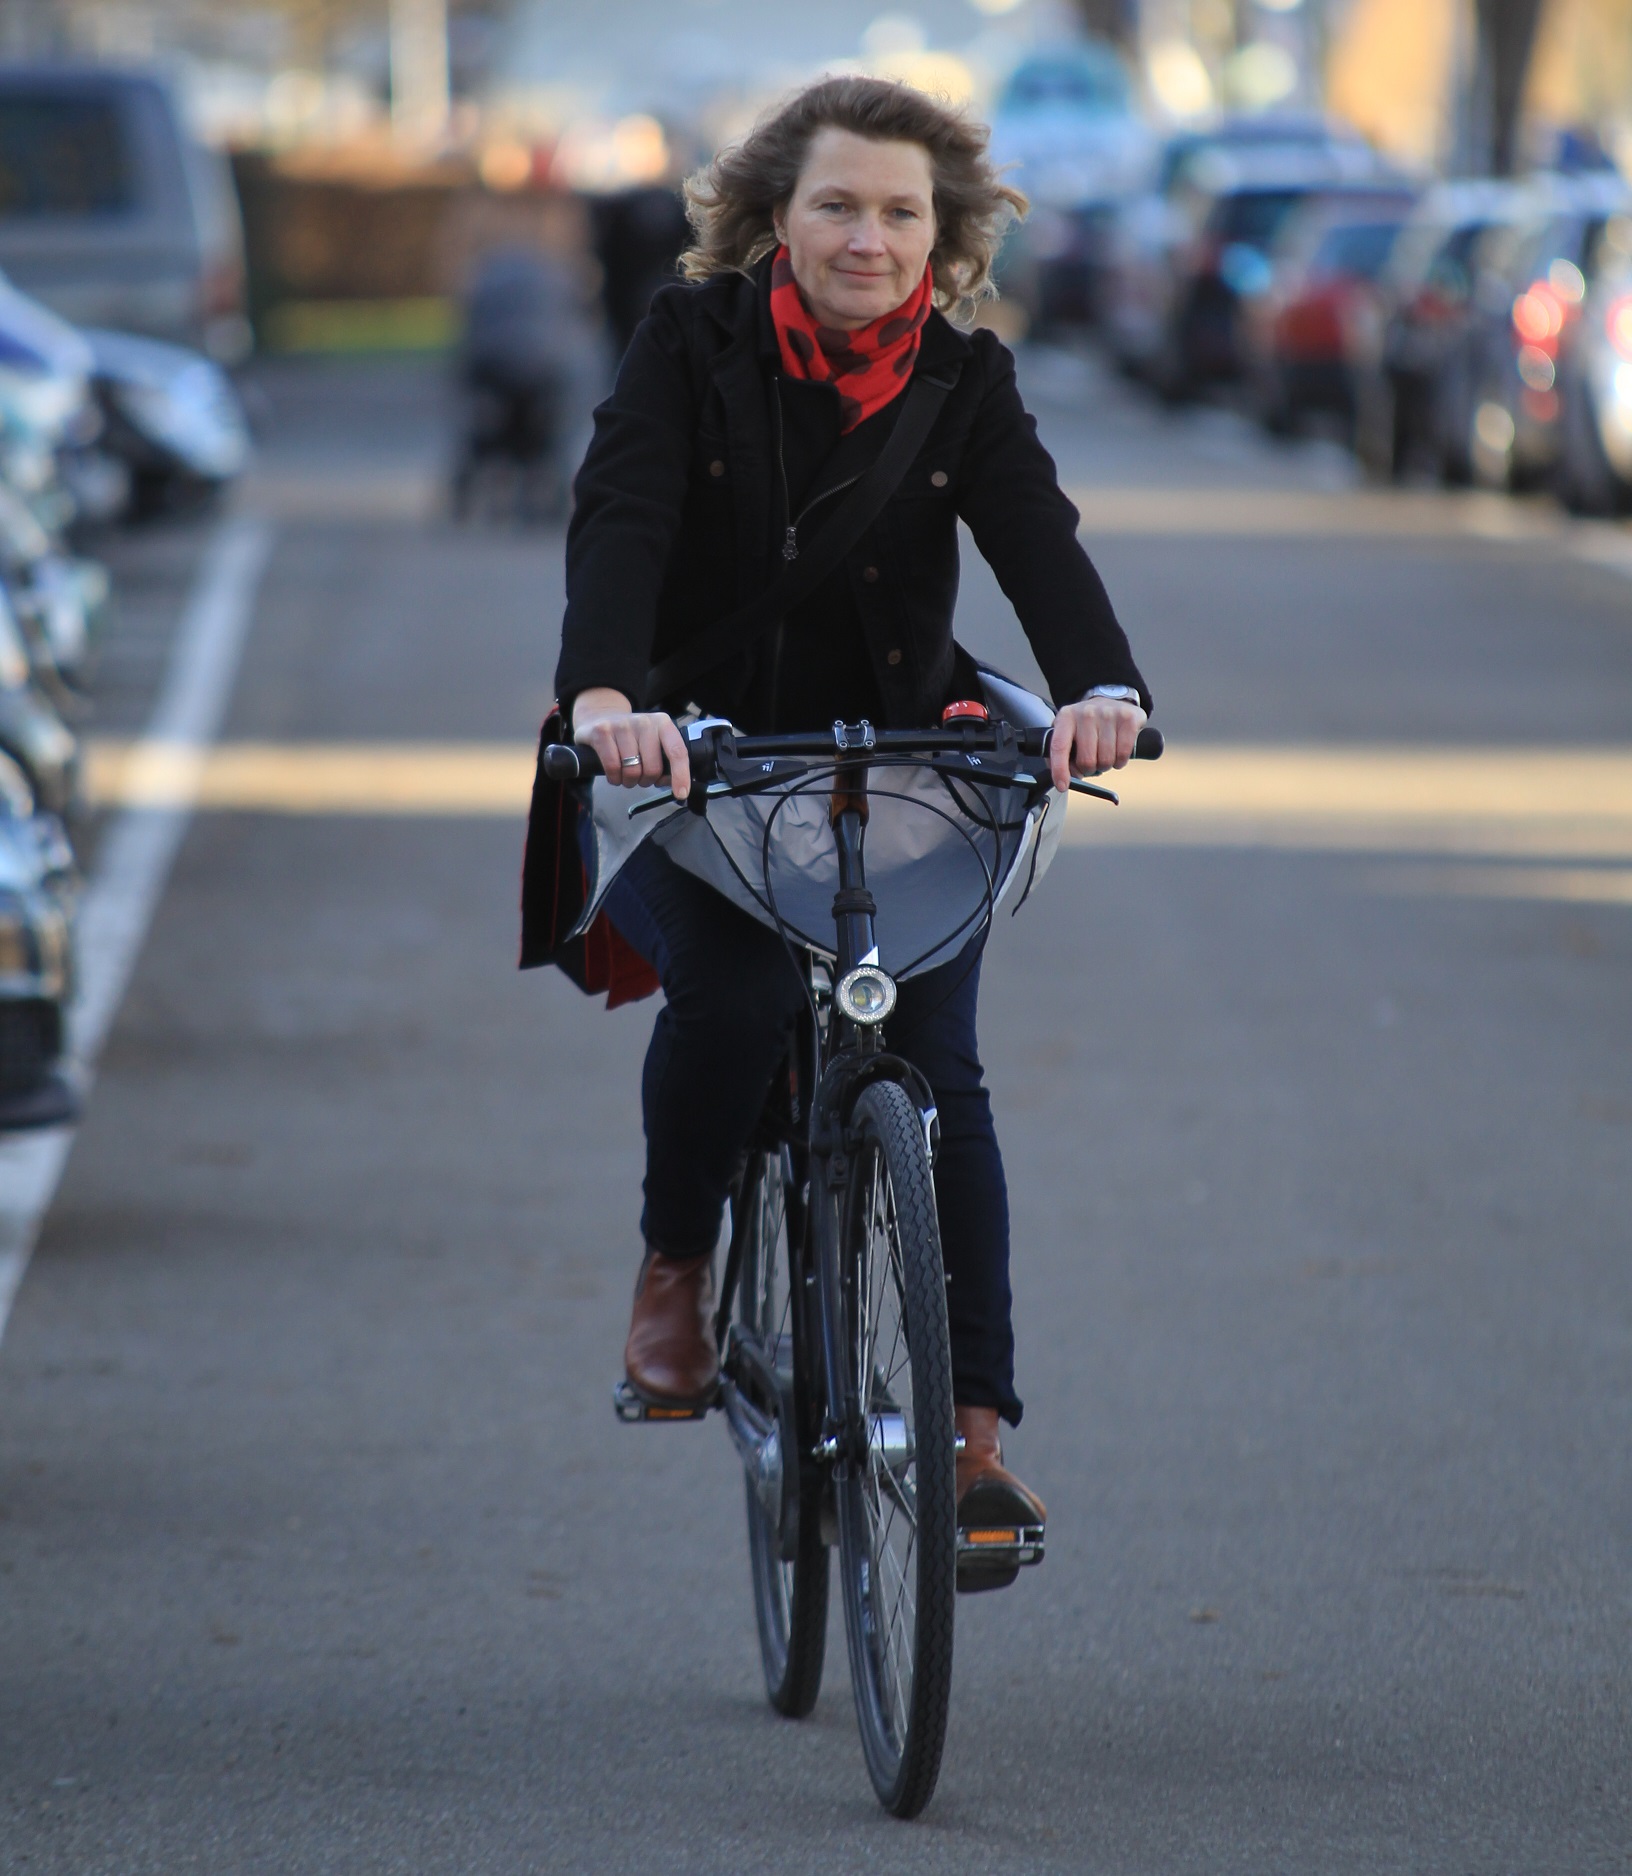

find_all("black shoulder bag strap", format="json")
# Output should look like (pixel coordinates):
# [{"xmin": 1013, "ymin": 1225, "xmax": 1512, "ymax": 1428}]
[{"xmin": 645, "ymin": 363, "xmax": 959, "ymax": 706}]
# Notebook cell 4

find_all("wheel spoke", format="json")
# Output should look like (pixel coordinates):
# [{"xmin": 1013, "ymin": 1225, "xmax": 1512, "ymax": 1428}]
[
  {"xmin": 837, "ymin": 1084, "xmax": 954, "ymax": 1814},
  {"xmin": 851, "ymin": 1140, "xmax": 922, "ymax": 1751}
]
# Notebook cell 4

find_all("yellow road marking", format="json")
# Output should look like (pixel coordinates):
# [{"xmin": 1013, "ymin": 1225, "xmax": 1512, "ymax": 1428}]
[
  {"xmin": 83, "ymin": 740, "xmax": 1632, "ymax": 872},
  {"xmin": 86, "ymin": 740, "xmax": 533, "ymax": 815},
  {"xmin": 1367, "ymin": 863, "xmax": 1632, "ymax": 905},
  {"xmin": 1065, "ymin": 486, "xmax": 1632, "ymax": 562},
  {"xmin": 1063, "ymin": 746, "xmax": 1632, "ymax": 861}
]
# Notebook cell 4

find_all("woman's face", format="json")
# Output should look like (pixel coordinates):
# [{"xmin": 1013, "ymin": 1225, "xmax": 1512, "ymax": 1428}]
[{"xmin": 774, "ymin": 128, "xmax": 936, "ymax": 331}]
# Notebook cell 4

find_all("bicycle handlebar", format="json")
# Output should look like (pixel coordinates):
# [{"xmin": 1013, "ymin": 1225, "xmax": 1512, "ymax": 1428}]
[{"xmin": 543, "ymin": 721, "xmax": 1163, "ymax": 785}]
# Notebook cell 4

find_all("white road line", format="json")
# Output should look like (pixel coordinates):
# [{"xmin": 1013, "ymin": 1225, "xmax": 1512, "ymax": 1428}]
[
  {"xmin": 0, "ymin": 513, "xmax": 274, "ymax": 1346},
  {"xmin": 1569, "ymin": 524, "xmax": 1632, "ymax": 581}
]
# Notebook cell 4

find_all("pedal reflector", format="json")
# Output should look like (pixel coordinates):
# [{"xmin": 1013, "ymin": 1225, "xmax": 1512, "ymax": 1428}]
[
  {"xmin": 957, "ymin": 1521, "xmax": 1045, "ymax": 1566},
  {"xmin": 612, "ymin": 1378, "xmax": 711, "ymax": 1424}
]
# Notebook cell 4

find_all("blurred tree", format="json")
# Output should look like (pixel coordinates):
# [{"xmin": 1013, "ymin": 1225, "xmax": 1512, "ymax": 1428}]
[
  {"xmin": 34, "ymin": 0, "xmax": 390, "ymax": 67},
  {"xmin": 1469, "ymin": 0, "xmax": 1548, "ymax": 172},
  {"xmin": 1070, "ymin": 0, "xmax": 1139, "ymax": 52},
  {"xmin": 222, "ymin": 0, "xmax": 387, "ymax": 67},
  {"xmin": 1524, "ymin": 0, "xmax": 1632, "ymax": 163}
]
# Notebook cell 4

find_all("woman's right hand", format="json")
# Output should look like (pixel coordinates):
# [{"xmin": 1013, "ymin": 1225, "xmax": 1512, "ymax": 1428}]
[{"xmin": 571, "ymin": 688, "xmax": 692, "ymax": 800}]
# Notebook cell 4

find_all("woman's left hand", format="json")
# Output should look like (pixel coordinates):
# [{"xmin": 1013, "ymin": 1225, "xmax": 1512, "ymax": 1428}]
[{"xmin": 1048, "ymin": 698, "xmax": 1147, "ymax": 791}]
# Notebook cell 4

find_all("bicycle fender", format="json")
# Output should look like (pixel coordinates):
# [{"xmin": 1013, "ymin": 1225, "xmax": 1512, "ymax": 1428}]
[{"xmin": 813, "ymin": 1053, "xmax": 940, "ymax": 1164}]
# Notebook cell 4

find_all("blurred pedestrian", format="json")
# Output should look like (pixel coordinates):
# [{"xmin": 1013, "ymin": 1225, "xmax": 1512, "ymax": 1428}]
[
  {"xmin": 588, "ymin": 184, "xmax": 692, "ymax": 356},
  {"xmin": 452, "ymin": 245, "xmax": 598, "ymax": 521}
]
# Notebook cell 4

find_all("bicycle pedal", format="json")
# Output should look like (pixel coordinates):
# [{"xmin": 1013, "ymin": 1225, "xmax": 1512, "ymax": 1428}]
[
  {"xmin": 612, "ymin": 1378, "xmax": 713, "ymax": 1424},
  {"xmin": 956, "ymin": 1522, "xmax": 1045, "ymax": 1583}
]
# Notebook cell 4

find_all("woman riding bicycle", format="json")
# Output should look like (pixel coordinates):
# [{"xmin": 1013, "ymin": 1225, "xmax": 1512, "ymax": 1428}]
[{"xmin": 552, "ymin": 76, "xmax": 1151, "ymax": 1560}]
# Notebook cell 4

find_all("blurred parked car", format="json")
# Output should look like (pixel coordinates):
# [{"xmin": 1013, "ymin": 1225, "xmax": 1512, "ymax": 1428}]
[
  {"xmin": 0, "ymin": 742, "xmax": 77, "ymax": 1130},
  {"xmin": 1101, "ymin": 115, "xmax": 1379, "ymax": 379},
  {"xmin": 0, "ymin": 64, "xmax": 249, "ymax": 365},
  {"xmin": 0, "ymin": 579, "xmax": 78, "ymax": 823},
  {"xmin": 0, "ymin": 475, "xmax": 106, "ymax": 699},
  {"xmin": 1442, "ymin": 173, "xmax": 1632, "ymax": 491},
  {"xmin": 81, "ymin": 327, "xmax": 250, "ymax": 520},
  {"xmin": 1242, "ymin": 191, "xmax": 1417, "ymax": 435},
  {"xmin": 1133, "ymin": 146, "xmax": 1401, "ymax": 402},
  {"xmin": 1556, "ymin": 212, "xmax": 1632, "ymax": 514},
  {"xmin": 0, "ymin": 281, "xmax": 113, "ymax": 691},
  {"xmin": 0, "ymin": 264, "xmax": 96, "ymax": 490},
  {"xmin": 1351, "ymin": 181, "xmax": 1520, "ymax": 481},
  {"xmin": 988, "ymin": 43, "xmax": 1152, "ymax": 335}
]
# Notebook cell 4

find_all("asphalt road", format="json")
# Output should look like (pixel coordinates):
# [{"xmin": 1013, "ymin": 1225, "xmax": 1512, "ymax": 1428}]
[{"xmin": 1, "ymin": 347, "xmax": 1628, "ymax": 1873}]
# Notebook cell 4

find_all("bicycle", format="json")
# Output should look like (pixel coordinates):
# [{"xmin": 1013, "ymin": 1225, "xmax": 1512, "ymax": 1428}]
[{"xmin": 543, "ymin": 707, "xmax": 1162, "ymax": 1817}]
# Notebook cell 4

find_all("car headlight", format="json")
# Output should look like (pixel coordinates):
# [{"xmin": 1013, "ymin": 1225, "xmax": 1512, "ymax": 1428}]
[
  {"xmin": 836, "ymin": 964, "xmax": 897, "ymax": 1027},
  {"xmin": 0, "ymin": 367, "xmax": 87, "ymax": 445},
  {"xmin": 0, "ymin": 749, "xmax": 35, "ymax": 817},
  {"xmin": 0, "ymin": 900, "xmax": 31, "ymax": 977},
  {"xmin": 31, "ymin": 903, "xmax": 69, "ymax": 995},
  {"xmin": 116, "ymin": 371, "xmax": 249, "ymax": 479},
  {"xmin": 0, "ymin": 590, "xmax": 31, "ymax": 690}
]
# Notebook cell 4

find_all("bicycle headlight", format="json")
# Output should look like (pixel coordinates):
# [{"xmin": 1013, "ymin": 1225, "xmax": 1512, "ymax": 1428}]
[{"xmin": 836, "ymin": 964, "xmax": 896, "ymax": 1027}]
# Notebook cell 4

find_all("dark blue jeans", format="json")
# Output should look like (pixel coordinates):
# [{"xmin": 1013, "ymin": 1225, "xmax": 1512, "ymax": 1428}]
[{"xmin": 604, "ymin": 841, "xmax": 1021, "ymax": 1424}]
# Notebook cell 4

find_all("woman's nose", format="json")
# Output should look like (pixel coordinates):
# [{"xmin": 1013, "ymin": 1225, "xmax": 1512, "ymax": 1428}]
[{"xmin": 848, "ymin": 218, "xmax": 887, "ymax": 254}]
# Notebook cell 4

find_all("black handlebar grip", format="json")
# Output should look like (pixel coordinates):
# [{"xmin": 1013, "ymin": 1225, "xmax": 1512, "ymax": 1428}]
[
  {"xmin": 1134, "ymin": 727, "xmax": 1163, "ymax": 760},
  {"xmin": 542, "ymin": 742, "xmax": 603, "ymax": 782}
]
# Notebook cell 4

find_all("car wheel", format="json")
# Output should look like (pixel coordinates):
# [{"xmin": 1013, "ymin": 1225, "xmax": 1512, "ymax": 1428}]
[
  {"xmin": 1355, "ymin": 373, "xmax": 1404, "ymax": 482},
  {"xmin": 1466, "ymin": 385, "xmax": 1514, "ymax": 491},
  {"xmin": 1557, "ymin": 373, "xmax": 1631, "ymax": 516},
  {"xmin": 1254, "ymin": 363, "xmax": 1295, "ymax": 438}
]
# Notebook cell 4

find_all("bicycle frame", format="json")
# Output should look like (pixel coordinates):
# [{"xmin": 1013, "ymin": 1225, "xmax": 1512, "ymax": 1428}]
[
  {"xmin": 567, "ymin": 711, "xmax": 1161, "ymax": 1807},
  {"xmin": 710, "ymin": 746, "xmax": 942, "ymax": 1520}
]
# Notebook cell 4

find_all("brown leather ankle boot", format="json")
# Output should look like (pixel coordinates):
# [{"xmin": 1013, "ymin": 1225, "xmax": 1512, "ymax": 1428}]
[
  {"xmin": 954, "ymin": 1405, "xmax": 1047, "ymax": 1593},
  {"xmin": 623, "ymin": 1248, "xmax": 719, "ymax": 1408}
]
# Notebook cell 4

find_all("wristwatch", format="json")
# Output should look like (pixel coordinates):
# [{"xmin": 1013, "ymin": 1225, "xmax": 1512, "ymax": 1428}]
[{"xmin": 1082, "ymin": 684, "xmax": 1143, "ymax": 706}]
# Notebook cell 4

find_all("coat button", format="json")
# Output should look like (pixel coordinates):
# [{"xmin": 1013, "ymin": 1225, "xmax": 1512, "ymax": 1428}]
[
  {"xmin": 886, "ymin": 649, "xmax": 903, "ymax": 666},
  {"xmin": 862, "ymin": 565, "xmax": 879, "ymax": 582},
  {"xmin": 709, "ymin": 459, "xmax": 726, "ymax": 477},
  {"xmin": 929, "ymin": 470, "xmax": 948, "ymax": 488}
]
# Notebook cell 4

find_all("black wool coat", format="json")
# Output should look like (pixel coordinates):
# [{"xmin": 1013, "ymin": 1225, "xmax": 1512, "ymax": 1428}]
[{"xmin": 552, "ymin": 259, "xmax": 1151, "ymax": 727}]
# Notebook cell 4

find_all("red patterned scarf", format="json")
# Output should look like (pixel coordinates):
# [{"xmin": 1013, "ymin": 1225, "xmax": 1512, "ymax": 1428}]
[{"xmin": 770, "ymin": 244, "xmax": 933, "ymax": 432}]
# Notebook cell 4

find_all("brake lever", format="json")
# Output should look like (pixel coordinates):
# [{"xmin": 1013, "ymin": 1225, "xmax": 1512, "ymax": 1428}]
[
  {"xmin": 1068, "ymin": 778, "xmax": 1119, "ymax": 804},
  {"xmin": 919, "ymin": 755, "xmax": 1116, "ymax": 805}
]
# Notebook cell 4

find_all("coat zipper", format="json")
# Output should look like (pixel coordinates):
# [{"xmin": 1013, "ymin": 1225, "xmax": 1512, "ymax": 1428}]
[
  {"xmin": 773, "ymin": 380, "xmax": 794, "ymax": 559},
  {"xmin": 785, "ymin": 472, "xmax": 863, "ymax": 559},
  {"xmin": 768, "ymin": 383, "xmax": 790, "ymax": 711},
  {"xmin": 768, "ymin": 377, "xmax": 866, "ymax": 725},
  {"xmin": 773, "ymin": 378, "xmax": 864, "ymax": 562}
]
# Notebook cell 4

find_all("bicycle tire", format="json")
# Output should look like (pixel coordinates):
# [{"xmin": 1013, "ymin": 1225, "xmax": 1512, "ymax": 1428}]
[
  {"xmin": 834, "ymin": 1080, "xmax": 957, "ymax": 1817},
  {"xmin": 735, "ymin": 1146, "xmax": 828, "ymax": 1717}
]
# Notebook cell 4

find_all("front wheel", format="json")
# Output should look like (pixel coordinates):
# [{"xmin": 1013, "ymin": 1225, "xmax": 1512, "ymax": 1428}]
[{"xmin": 835, "ymin": 1080, "xmax": 957, "ymax": 1818}]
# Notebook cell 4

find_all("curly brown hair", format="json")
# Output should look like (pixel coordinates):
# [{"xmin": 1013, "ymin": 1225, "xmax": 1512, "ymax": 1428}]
[{"xmin": 680, "ymin": 76, "xmax": 1026, "ymax": 316}]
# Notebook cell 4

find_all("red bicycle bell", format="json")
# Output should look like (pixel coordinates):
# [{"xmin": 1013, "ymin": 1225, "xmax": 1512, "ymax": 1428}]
[{"xmin": 940, "ymin": 700, "xmax": 990, "ymax": 723}]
